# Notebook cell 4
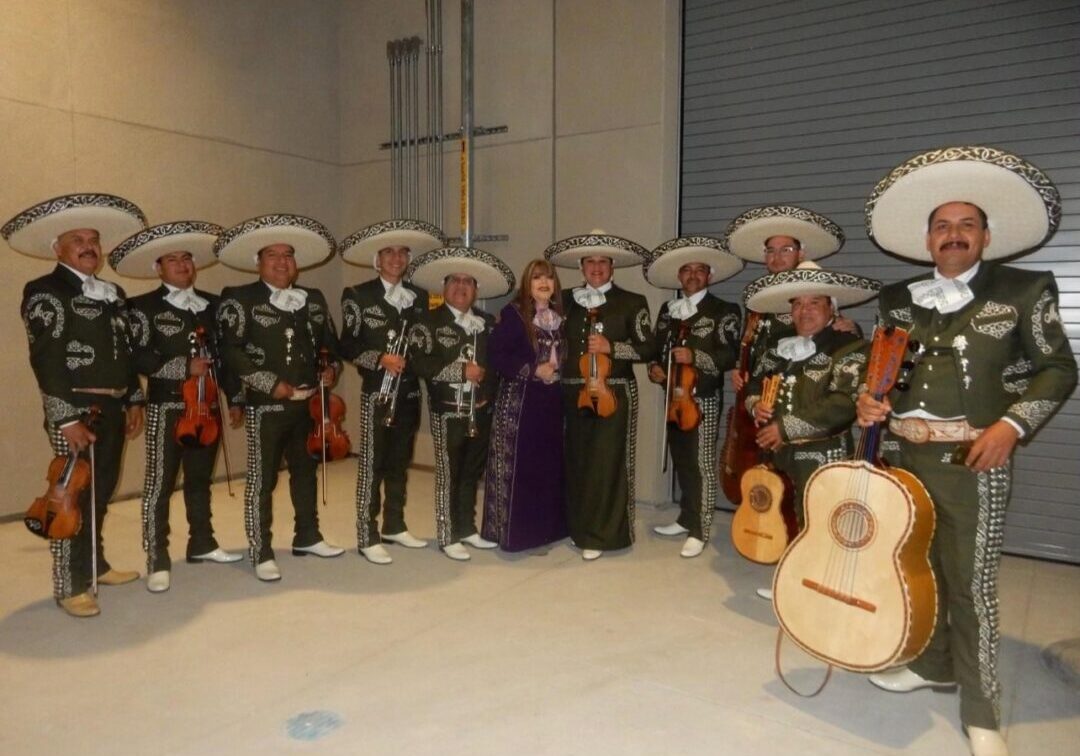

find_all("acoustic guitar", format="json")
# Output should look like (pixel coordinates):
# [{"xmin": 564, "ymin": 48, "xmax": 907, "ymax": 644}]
[
  {"xmin": 730, "ymin": 374, "xmax": 796, "ymax": 564},
  {"xmin": 772, "ymin": 325, "xmax": 937, "ymax": 672}
]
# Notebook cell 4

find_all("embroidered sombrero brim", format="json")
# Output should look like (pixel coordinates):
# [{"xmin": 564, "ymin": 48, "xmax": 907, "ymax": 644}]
[
  {"xmin": 866, "ymin": 145, "xmax": 1061, "ymax": 262},
  {"xmin": 406, "ymin": 246, "xmax": 516, "ymax": 297},
  {"xmin": 2, "ymin": 193, "xmax": 147, "ymax": 259},
  {"xmin": 743, "ymin": 263, "xmax": 880, "ymax": 314},
  {"xmin": 340, "ymin": 218, "xmax": 445, "ymax": 267},
  {"xmin": 214, "ymin": 214, "xmax": 335, "ymax": 272},
  {"xmin": 726, "ymin": 205, "xmax": 844, "ymax": 263},
  {"xmin": 109, "ymin": 221, "xmax": 223, "ymax": 278},
  {"xmin": 544, "ymin": 233, "xmax": 648, "ymax": 269},
  {"xmin": 644, "ymin": 235, "xmax": 744, "ymax": 289}
]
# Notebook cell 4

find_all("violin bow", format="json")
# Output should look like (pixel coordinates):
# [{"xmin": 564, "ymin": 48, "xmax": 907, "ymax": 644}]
[
  {"xmin": 89, "ymin": 431, "xmax": 98, "ymax": 597},
  {"xmin": 203, "ymin": 331, "xmax": 235, "ymax": 497},
  {"xmin": 660, "ymin": 321, "xmax": 676, "ymax": 474}
]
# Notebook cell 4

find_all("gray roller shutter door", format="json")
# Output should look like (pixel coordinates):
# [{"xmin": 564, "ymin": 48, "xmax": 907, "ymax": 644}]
[{"xmin": 680, "ymin": 0, "xmax": 1080, "ymax": 563}]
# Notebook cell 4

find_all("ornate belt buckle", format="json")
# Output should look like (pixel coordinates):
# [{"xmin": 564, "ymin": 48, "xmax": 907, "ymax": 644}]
[{"xmin": 907, "ymin": 417, "xmax": 931, "ymax": 444}]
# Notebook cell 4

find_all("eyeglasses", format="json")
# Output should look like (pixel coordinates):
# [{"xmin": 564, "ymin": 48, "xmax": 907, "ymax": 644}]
[{"xmin": 764, "ymin": 246, "xmax": 800, "ymax": 256}]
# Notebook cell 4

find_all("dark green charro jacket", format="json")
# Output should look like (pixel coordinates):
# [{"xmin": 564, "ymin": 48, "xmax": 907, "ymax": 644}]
[
  {"xmin": 216, "ymin": 280, "xmax": 341, "ymax": 404},
  {"xmin": 877, "ymin": 263, "xmax": 1076, "ymax": 436},
  {"xmin": 652, "ymin": 292, "xmax": 741, "ymax": 399},
  {"xmin": 339, "ymin": 277, "xmax": 428, "ymax": 397},
  {"xmin": 127, "ymin": 285, "xmax": 242, "ymax": 406},
  {"xmin": 21, "ymin": 264, "xmax": 144, "ymax": 427},
  {"xmin": 408, "ymin": 303, "xmax": 498, "ymax": 409}
]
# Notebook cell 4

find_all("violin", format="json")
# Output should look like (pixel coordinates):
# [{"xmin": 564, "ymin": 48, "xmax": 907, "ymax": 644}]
[
  {"xmin": 307, "ymin": 347, "xmax": 351, "ymax": 461},
  {"xmin": 25, "ymin": 406, "xmax": 101, "ymax": 540},
  {"xmin": 577, "ymin": 307, "xmax": 617, "ymax": 417},
  {"xmin": 665, "ymin": 320, "xmax": 701, "ymax": 431},
  {"xmin": 175, "ymin": 326, "xmax": 221, "ymax": 448}
]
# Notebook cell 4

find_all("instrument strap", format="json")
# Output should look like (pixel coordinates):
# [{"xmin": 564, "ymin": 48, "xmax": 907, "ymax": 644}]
[{"xmin": 774, "ymin": 628, "xmax": 832, "ymax": 698}]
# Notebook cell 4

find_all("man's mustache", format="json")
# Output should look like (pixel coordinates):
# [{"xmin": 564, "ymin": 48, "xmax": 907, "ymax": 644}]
[{"xmin": 940, "ymin": 241, "xmax": 969, "ymax": 251}]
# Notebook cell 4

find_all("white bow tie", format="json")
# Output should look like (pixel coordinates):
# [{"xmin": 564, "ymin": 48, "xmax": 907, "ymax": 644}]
[
  {"xmin": 573, "ymin": 287, "xmax": 607, "ymax": 309},
  {"xmin": 384, "ymin": 284, "xmax": 417, "ymax": 312},
  {"xmin": 269, "ymin": 287, "xmax": 308, "ymax": 313},
  {"xmin": 776, "ymin": 335, "xmax": 817, "ymax": 363},
  {"xmin": 81, "ymin": 276, "xmax": 119, "ymax": 303},
  {"xmin": 908, "ymin": 277, "xmax": 974, "ymax": 314},
  {"xmin": 668, "ymin": 297, "xmax": 698, "ymax": 321},
  {"xmin": 455, "ymin": 311, "xmax": 485, "ymax": 335},
  {"xmin": 164, "ymin": 287, "xmax": 209, "ymax": 313}
]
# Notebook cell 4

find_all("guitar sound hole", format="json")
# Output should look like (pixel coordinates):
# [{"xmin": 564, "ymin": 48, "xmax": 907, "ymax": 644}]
[
  {"xmin": 749, "ymin": 485, "xmax": 772, "ymax": 513},
  {"xmin": 829, "ymin": 501, "xmax": 876, "ymax": 550}
]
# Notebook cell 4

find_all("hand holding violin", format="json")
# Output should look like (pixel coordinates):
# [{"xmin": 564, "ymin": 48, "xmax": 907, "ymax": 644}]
[
  {"xmin": 587, "ymin": 333, "xmax": 611, "ymax": 354},
  {"xmin": 61, "ymin": 421, "xmax": 97, "ymax": 453},
  {"xmin": 188, "ymin": 356, "xmax": 212, "ymax": 377}
]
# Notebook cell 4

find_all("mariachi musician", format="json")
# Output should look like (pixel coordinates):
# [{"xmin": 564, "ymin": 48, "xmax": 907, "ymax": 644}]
[
  {"xmin": 644, "ymin": 236, "xmax": 743, "ymax": 558},
  {"xmin": 858, "ymin": 146, "xmax": 1077, "ymax": 756},
  {"xmin": 742, "ymin": 260, "xmax": 878, "ymax": 599},
  {"xmin": 339, "ymin": 219, "xmax": 443, "ymax": 565},
  {"xmin": 110, "ymin": 221, "xmax": 244, "ymax": 594},
  {"xmin": 4, "ymin": 193, "xmax": 148, "ymax": 617},
  {"xmin": 725, "ymin": 205, "xmax": 857, "ymax": 394},
  {"xmin": 215, "ymin": 214, "xmax": 345, "ymax": 582},
  {"xmin": 545, "ymin": 232, "xmax": 656, "ymax": 561},
  {"xmin": 405, "ymin": 247, "xmax": 513, "ymax": 562}
]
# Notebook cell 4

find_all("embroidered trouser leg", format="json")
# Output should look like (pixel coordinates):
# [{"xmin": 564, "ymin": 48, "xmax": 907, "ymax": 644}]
[
  {"xmin": 667, "ymin": 397, "xmax": 719, "ymax": 542},
  {"xmin": 888, "ymin": 439, "xmax": 1009, "ymax": 730},
  {"xmin": 431, "ymin": 408, "xmax": 492, "ymax": 546},
  {"xmin": 355, "ymin": 392, "xmax": 420, "ymax": 548},
  {"xmin": 48, "ymin": 399, "xmax": 125, "ymax": 599},
  {"xmin": 142, "ymin": 402, "xmax": 220, "ymax": 573},
  {"xmin": 244, "ymin": 403, "xmax": 323, "ymax": 564}
]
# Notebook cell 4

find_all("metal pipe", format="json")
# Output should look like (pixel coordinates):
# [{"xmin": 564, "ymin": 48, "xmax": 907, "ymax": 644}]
[
  {"xmin": 461, "ymin": 0, "xmax": 474, "ymax": 247},
  {"xmin": 401, "ymin": 39, "xmax": 411, "ymax": 218},
  {"xmin": 425, "ymin": 1, "xmax": 434, "ymax": 224},
  {"xmin": 397, "ymin": 40, "xmax": 406, "ymax": 216},
  {"xmin": 387, "ymin": 41, "xmax": 398, "ymax": 218},
  {"xmin": 391, "ymin": 41, "xmax": 401, "ymax": 216},
  {"xmin": 435, "ymin": 0, "xmax": 444, "ymax": 230},
  {"xmin": 412, "ymin": 37, "xmax": 422, "ymax": 219}
]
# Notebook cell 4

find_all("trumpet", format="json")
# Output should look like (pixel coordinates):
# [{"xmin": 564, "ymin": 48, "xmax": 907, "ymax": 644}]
[
  {"xmin": 461, "ymin": 338, "xmax": 479, "ymax": 438},
  {"xmin": 377, "ymin": 325, "xmax": 410, "ymax": 427}
]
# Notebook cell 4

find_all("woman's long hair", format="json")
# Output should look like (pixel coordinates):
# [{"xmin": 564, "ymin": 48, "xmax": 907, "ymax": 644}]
[{"xmin": 513, "ymin": 258, "xmax": 564, "ymax": 350}]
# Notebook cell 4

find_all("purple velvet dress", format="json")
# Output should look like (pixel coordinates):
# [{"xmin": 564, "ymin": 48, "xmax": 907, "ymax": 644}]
[{"xmin": 481, "ymin": 303, "xmax": 568, "ymax": 551}]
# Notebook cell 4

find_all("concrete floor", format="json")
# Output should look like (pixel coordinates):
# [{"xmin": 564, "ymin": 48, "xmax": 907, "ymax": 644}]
[{"xmin": 1, "ymin": 460, "xmax": 1078, "ymax": 755}]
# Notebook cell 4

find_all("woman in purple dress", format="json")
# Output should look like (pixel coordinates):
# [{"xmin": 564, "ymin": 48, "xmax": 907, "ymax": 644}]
[{"xmin": 482, "ymin": 258, "xmax": 569, "ymax": 551}]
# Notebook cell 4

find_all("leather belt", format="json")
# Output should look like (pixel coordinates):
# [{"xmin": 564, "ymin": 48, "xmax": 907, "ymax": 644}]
[
  {"xmin": 888, "ymin": 417, "xmax": 983, "ymax": 444},
  {"xmin": 72, "ymin": 388, "xmax": 126, "ymax": 399}
]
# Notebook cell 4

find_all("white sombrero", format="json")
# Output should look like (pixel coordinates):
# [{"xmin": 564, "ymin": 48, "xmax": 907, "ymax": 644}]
[
  {"xmin": 406, "ymin": 246, "xmax": 516, "ymax": 297},
  {"xmin": 743, "ymin": 261, "xmax": 880, "ymax": 314},
  {"xmin": 643, "ymin": 235, "xmax": 744, "ymax": 289},
  {"xmin": 726, "ymin": 205, "xmax": 844, "ymax": 263},
  {"xmin": 544, "ymin": 230, "xmax": 648, "ymax": 269},
  {"xmin": 2, "ymin": 193, "xmax": 147, "ymax": 259},
  {"xmin": 214, "ymin": 213, "xmax": 335, "ymax": 272},
  {"xmin": 109, "ymin": 220, "xmax": 223, "ymax": 278},
  {"xmin": 865, "ymin": 145, "xmax": 1061, "ymax": 262},
  {"xmin": 339, "ymin": 218, "xmax": 445, "ymax": 267}
]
